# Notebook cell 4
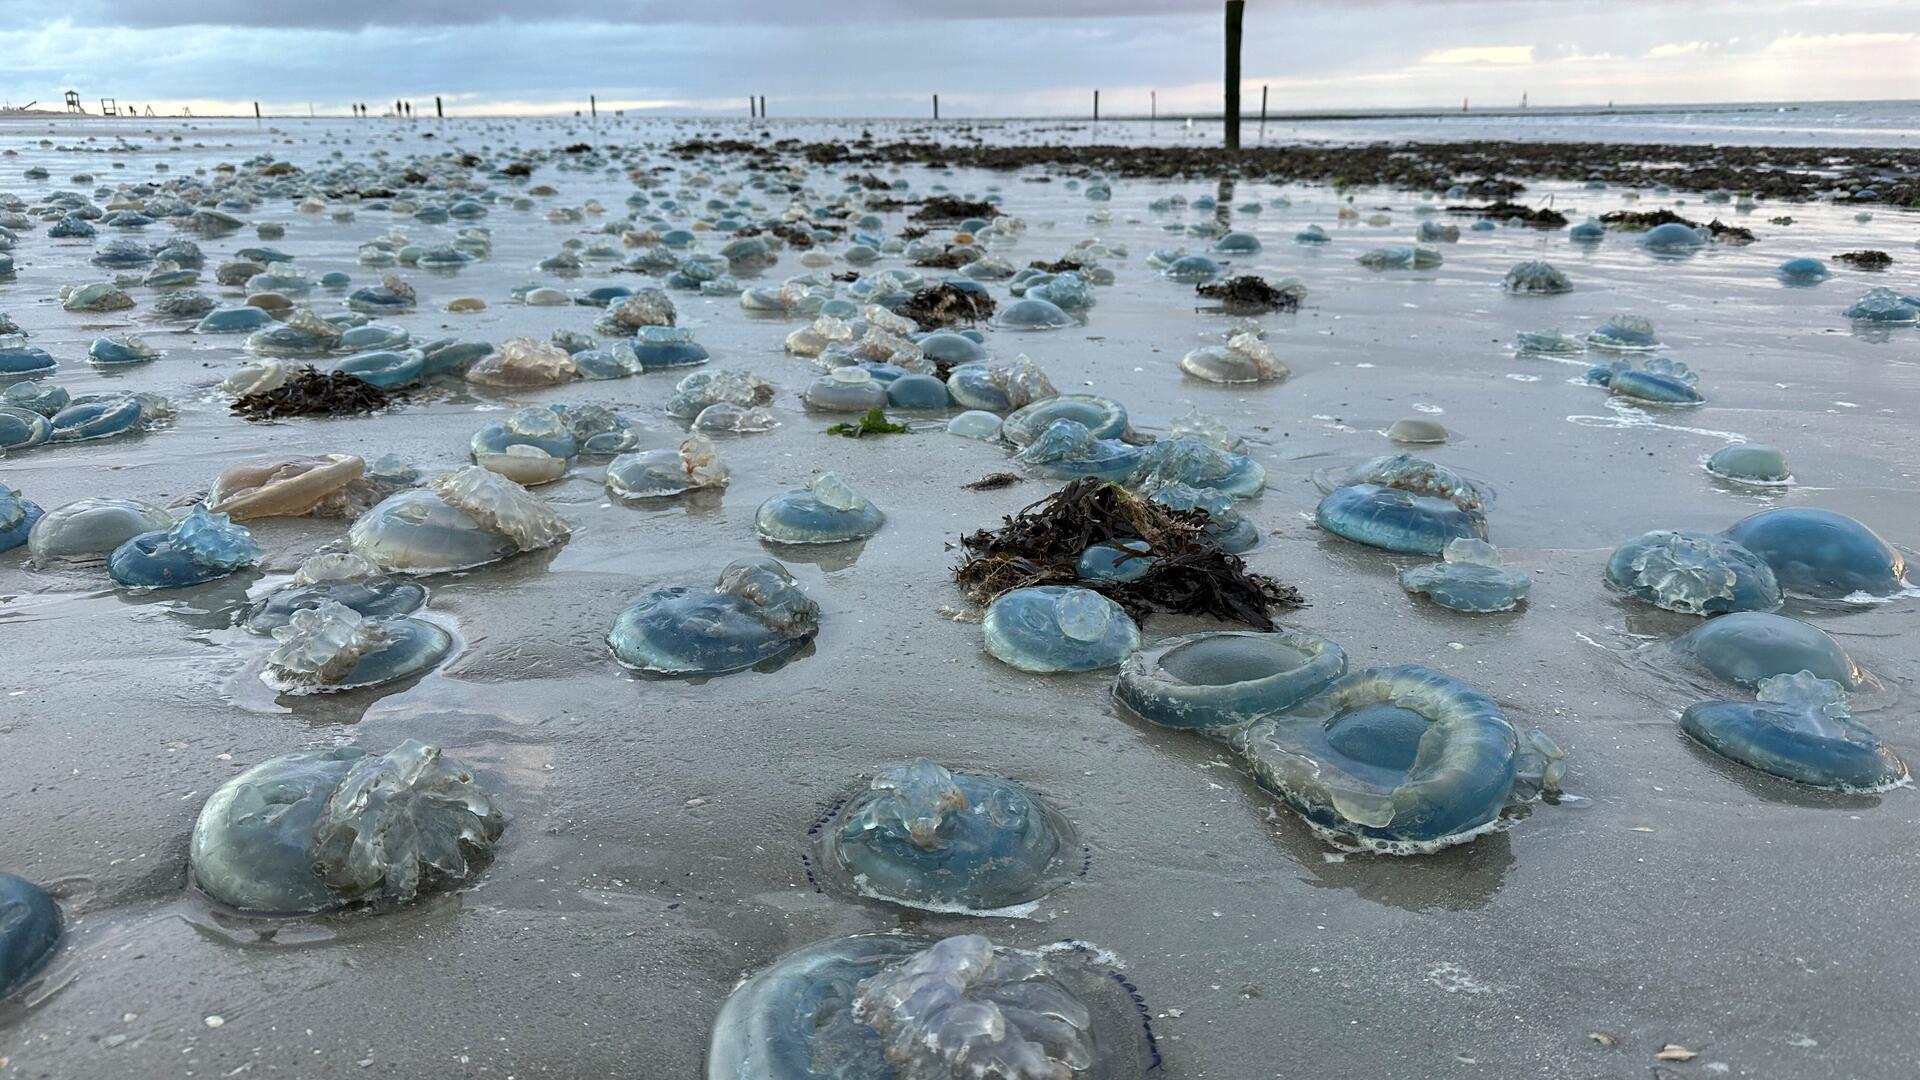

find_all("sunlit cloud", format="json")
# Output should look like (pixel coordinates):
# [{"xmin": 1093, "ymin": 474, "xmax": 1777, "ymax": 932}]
[{"xmin": 1419, "ymin": 46, "xmax": 1535, "ymax": 66}]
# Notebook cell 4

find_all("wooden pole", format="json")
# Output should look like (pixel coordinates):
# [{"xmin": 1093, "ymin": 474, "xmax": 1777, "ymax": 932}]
[
  {"xmin": 1224, "ymin": 0, "xmax": 1243, "ymax": 153},
  {"xmin": 1151, "ymin": 90, "xmax": 1156, "ymax": 121},
  {"xmin": 589, "ymin": 94, "xmax": 596, "ymax": 118},
  {"xmin": 748, "ymin": 97, "xmax": 756, "ymax": 117},
  {"xmin": 932, "ymin": 93, "xmax": 939, "ymax": 120},
  {"xmin": 253, "ymin": 101, "xmax": 261, "ymax": 119},
  {"xmin": 435, "ymin": 96, "xmax": 444, "ymax": 119},
  {"xmin": 1093, "ymin": 89, "xmax": 1099, "ymax": 121},
  {"xmin": 759, "ymin": 96, "xmax": 767, "ymax": 118},
  {"xmin": 1260, "ymin": 84, "xmax": 1268, "ymax": 126}
]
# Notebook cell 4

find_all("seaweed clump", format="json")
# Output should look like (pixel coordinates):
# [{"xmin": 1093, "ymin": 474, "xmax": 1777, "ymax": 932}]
[
  {"xmin": 1706, "ymin": 219, "xmax": 1756, "ymax": 243},
  {"xmin": 1598, "ymin": 208, "xmax": 1698, "ymax": 231},
  {"xmin": 897, "ymin": 283, "xmax": 997, "ymax": 330},
  {"xmin": 1833, "ymin": 250, "xmax": 1893, "ymax": 270},
  {"xmin": 231, "ymin": 366, "xmax": 396, "ymax": 421},
  {"xmin": 954, "ymin": 478, "xmax": 1301, "ymax": 629},
  {"xmin": 1197, "ymin": 275, "xmax": 1302, "ymax": 314},
  {"xmin": 1445, "ymin": 202, "xmax": 1569, "ymax": 227},
  {"xmin": 911, "ymin": 196, "xmax": 999, "ymax": 222},
  {"xmin": 912, "ymin": 246, "xmax": 976, "ymax": 270},
  {"xmin": 963, "ymin": 472, "xmax": 1024, "ymax": 491},
  {"xmin": 825, "ymin": 407, "xmax": 910, "ymax": 439}
]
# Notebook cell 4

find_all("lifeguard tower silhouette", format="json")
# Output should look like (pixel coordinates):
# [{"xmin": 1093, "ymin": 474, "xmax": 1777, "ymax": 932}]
[{"xmin": 64, "ymin": 91, "xmax": 84, "ymax": 114}]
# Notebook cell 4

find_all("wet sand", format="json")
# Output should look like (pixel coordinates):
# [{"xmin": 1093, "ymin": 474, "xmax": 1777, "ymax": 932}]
[{"xmin": 1, "ymin": 118, "xmax": 1917, "ymax": 1079}]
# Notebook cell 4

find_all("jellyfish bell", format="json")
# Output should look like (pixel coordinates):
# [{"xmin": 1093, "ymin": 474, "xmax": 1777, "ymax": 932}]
[
  {"xmin": 1721, "ymin": 507, "xmax": 1906, "ymax": 600},
  {"xmin": 245, "ymin": 553, "xmax": 428, "ymax": 633},
  {"xmin": 1114, "ymin": 629, "xmax": 1348, "ymax": 732},
  {"xmin": 1605, "ymin": 529, "xmax": 1781, "ymax": 615},
  {"xmin": 1670, "ymin": 612, "xmax": 1862, "ymax": 690},
  {"xmin": 262, "ymin": 600, "xmax": 452, "ymax": 695},
  {"xmin": 1399, "ymin": 538, "xmax": 1531, "ymax": 613},
  {"xmin": 1705, "ymin": 444, "xmax": 1791, "ymax": 485},
  {"xmin": 755, "ymin": 472, "xmax": 885, "ymax": 545},
  {"xmin": 1681, "ymin": 672, "xmax": 1905, "ymax": 792},
  {"xmin": 349, "ymin": 466, "xmax": 570, "ymax": 575},
  {"xmin": 209, "ymin": 454, "xmax": 370, "ymax": 521},
  {"xmin": 0, "ymin": 872, "xmax": 60, "ymax": 1000},
  {"xmin": 1015, "ymin": 418, "xmax": 1145, "ymax": 483},
  {"xmin": 26, "ymin": 497, "xmax": 175, "ymax": 563},
  {"xmin": 983, "ymin": 586, "xmax": 1141, "ymax": 673},
  {"xmin": 1001, "ymin": 393, "xmax": 1129, "ymax": 448},
  {"xmin": 607, "ymin": 558, "xmax": 819, "ymax": 677},
  {"xmin": 604, "ymin": 435, "xmax": 729, "ymax": 499},
  {"xmin": 109, "ymin": 504, "xmax": 263, "ymax": 589}
]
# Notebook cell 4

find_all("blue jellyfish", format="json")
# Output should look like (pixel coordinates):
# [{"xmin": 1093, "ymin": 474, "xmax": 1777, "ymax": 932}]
[
  {"xmin": 1114, "ymin": 629, "xmax": 1348, "ymax": 731},
  {"xmin": 1502, "ymin": 260, "xmax": 1572, "ymax": 295},
  {"xmin": 604, "ymin": 436, "xmax": 729, "ymax": 499},
  {"xmin": 190, "ymin": 741, "xmax": 504, "ymax": 914},
  {"xmin": 802, "ymin": 367, "xmax": 888, "ymax": 412},
  {"xmin": 245, "ymin": 555, "xmax": 428, "ymax": 633},
  {"xmin": 623, "ymin": 325, "xmax": 710, "ymax": 371},
  {"xmin": 51, "ymin": 393, "xmax": 159, "ymax": 443},
  {"xmin": 1179, "ymin": 327, "xmax": 1288, "ymax": 384},
  {"xmin": 261, "ymin": 601, "xmax": 452, "ymax": 695},
  {"xmin": 330, "ymin": 350, "xmax": 426, "ymax": 390},
  {"xmin": 0, "ymin": 872, "xmax": 61, "ymax": 999},
  {"xmin": 947, "ymin": 410, "xmax": 1003, "ymax": 440},
  {"xmin": 983, "ymin": 586, "xmax": 1141, "ymax": 673},
  {"xmin": 946, "ymin": 356, "xmax": 1057, "ymax": 413},
  {"xmin": 1605, "ymin": 357, "xmax": 1702, "ymax": 405},
  {"xmin": 346, "ymin": 276, "xmax": 416, "ymax": 314},
  {"xmin": 1417, "ymin": 220, "xmax": 1460, "ymax": 243},
  {"xmin": 1357, "ymin": 245, "xmax": 1442, "ymax": 270},
  {"xmin": 756, "ymin": 473, "xmax": 886, "ymax": 545},
  {"xmin": 706, "ymin": 933, "xmax": 1155, "ymax": 1080},
  {"xmin": 1721, "ymin": 507, "xmax": 1905, "ymax": 599},
  {"xmin": 0, "ymin": 405, "xmax": 51, "ymax": 451},
  {"xmin": 1671, "ymin": 612, "xmax": 1861, "ymax": 690},
  {"xmin": 471, "ymin": 406, "xmax": 582, "ymax": 461},
  {"xmin": 1681, "ymin": 672, "xmax": 1905, "ymax": 791},
  {"xmin": 0, "ymin": 342, "xmax": 56, "ymax": 377},
  {"xmin": 1568, "ymin": 219, "xmax": 1605, "ymax": 243},
  {"xmin": 1586, "ymin": 313, "xmax": 1661, "ymax": 351},
  {"xmin": 1015, "ymin": 419, "xmax": 1145, "ymax": 482},
  {"xmin": 196, "ymin": 306, "xmax": 277, "ymax": 333},
  {"xmin": 0, "ymin": 487, "xmax": 44, "ymax": 552},
  {"xmin": 916, "ymin": 330, "xmax": 989, "ymax": 368},
  {"xmin": 816, "ymin": 759, "xmax": 1078, "ymax": 911},
  {"xmin": 1231, "ymin": 666, "xmax": 1565, "ymax": 848},
  {"xmin": 1077, "ymin": 540, "xmax": 1156, "ymax": 583},
  {"xmin": 884, "ymin": 372, "xmax": 949, "ymax": 409},
  {"xmin": 1606, "ymin": 529, "xmax": 1782, "ymax": 615},
  {"xmin": 1143, "ymin": 480, "xmax": 1259, "ymax": 553},
  {"xmin": 1642, "ymin": 222, "xmax": 1707, "ymax": 253},
  {"xmin": 1001, "ymin": 394, "xmax": 1129, "ymax": 448},
  {"xmin": 3, "ymin": 381, "xmax": 69, "ymax": 417},
  {"xmin": 1400, "ymin": 538, "xmax": 1531, "ymax": 612},
  {"xmin": 608, "ymin": 558, "xmax": 819, "ymax": 676},
  {"xmin": 990, "ymin": 296, "xmax": 1075, "ymax": 331},
  {"xmin": 1706, "ymin": 444, "xmax": 1791, "ymax": 484},
  {"xmin": 1212, "ymin": 231, "xmax": 1262, "ymax": 254},
  {"xmin": 26, "ymin": 497, "xmax": 174, "ymax": 563},
  {"xmin": 108, "ymin": 504, "xmax": 262, "ymax": 589},
  {"xmin": 1127, "ymin": 436, "xmax": 1265, "ymax": 499},
  {"xmin": 1842, "ymin": 288, "xmax": 1917, "ymax": 324},
  {"xmin": 1316, "ymin": 474, "xmax": 1487, "ymax": 555},
  {"xmin": 350, "ymin": 467, "xmax": 571, "ymax": 575},
  {"xmin": 1776, "ymin": 257, "xmax": 1829, "ymax": 285}
]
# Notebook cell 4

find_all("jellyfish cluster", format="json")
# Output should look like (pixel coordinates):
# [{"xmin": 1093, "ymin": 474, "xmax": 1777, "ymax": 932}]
[{"xmin": 1609, "ymin": 507, "xmax": 1905, "ymax": 613}]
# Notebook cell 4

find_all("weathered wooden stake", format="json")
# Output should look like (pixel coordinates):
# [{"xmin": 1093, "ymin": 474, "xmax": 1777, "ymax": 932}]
[
  {"xmin": 759, "ymin": 96, "xmax": 767, "ymax": 118},
  {"xmin": 589, "ymin": 95, "xmax": 596, "ymax": 118},
  {"xmin": 1224, "ymin": 0, "xmax": 1244, "ymax": 153},
  {"xmin": 1260, "ymin": 84, "xmax": 1268, "ymax": 126},
  {"xmin": 435, "ymin": 96, "xmax": 444, "ymax": 118},
  {"xmin": 253, "ymin": 101, "xmax": 261, "ymax": 119},
  {"xmin": 1093, "ymin": 89, "xmax": 1100, "ymax": 121},
  {"xmin": 932, "ymin": 93, "xmax": 940, "ymax": 120},
  {"xmin": 1151, "ymin": 90, "xmax": 1156, "ymax": 121}
]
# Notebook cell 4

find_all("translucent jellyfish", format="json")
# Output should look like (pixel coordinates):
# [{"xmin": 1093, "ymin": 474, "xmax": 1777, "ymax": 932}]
[
  {"xmin": 1315, "ymin": 455, "xmax": 1488, "ymax": 555},
  {"xmin": 1842, "ymin": 287, "xmax": 1918, "ymax": 324},
  {"xmin": 1501, "ymin": 260, "xmax": 1572, "ymax": 295},
  {"xmin": 665, "ymin": 370, "xmax": 774, "ymax": 422},
  {"xmin": 196, "ymin": 305, "xmax": 276, "ymax": 333},
  {"xmin": 1568, "ymin": 219, "xmax": 1605, "ymax": 242},
  {"xmin": 209, "ymin": 454, "xmax": 370, "ymax": 521},
  {"xmin": 1076, "ymin": 540, "xmax": 1156, "ymax": 583},
  {"xmin": 1721, "ymin": 507, "xmax": 1905, "ymax": 599},
  {"xmin": 1179, "ymin": 324, "xmax": 1287, "ymax": 384},
  {"xmin": 621, "ymin": 325, "xmax": 710, "ymax": 371},
  {"xmin": 50, "ymin": 392, "xmax": 160, "ymax": 443},
  {"xmin": 158, "ymin": 290, "xmax": 217, "ymax": 319},
  {"xmin": 1161, "ymin": 253, "xmax": 1222, "ymax": 283},
  {"xmin": 1142, "ymin": 480, "xmax": 1259, "ymax": 553},
  {"xmin": 607, "ymin": 558, "xmax": 819, "ymax": 676},
  {"xmin": 705, "ymin": 933, "xmax": 1154, "ymax": 1080},
  {"xmin": 1016, "ymin": 419, "xmax": 1146, "ymax": 482},
  {"xmin": 947, "ymin": 410, "xmax": 1003, "ymax": 440},
  {"xmin": 785, "ymin": 315, "xmax": 856, "ymax": 358},
  {"xmin": 984, "ymin": 296, "xmax": 1073, "ymax": 333},
  {"xmin": 1127, "ymin": 436, "xmax": 1265, "ymax": 499},
  {"xmin": 1672, "ymin": 611, "xmax": 1861, "ymax": 690},
  {"xmin": 756, "ymin": 472, "xmax": 886, "ymax": 544},
  {"xmin": 1642, "ymin": 222, "xmax": 1708, "ymax": 253},
  {"xmin": 61, "ymin": 282, "xmax": 135, "ymax": 312},
  {"xmin": 245, "ymin": 553, "xmax": 428, "ymax": 634},
  {"xmin": 345, "ymin": 275, "xmax": 416, "ymax": 314},
  {"xmin": 1416, "ymin": 220, "xmax": 1459, "ymax": 243},
  {"xmin": 816, "ymin": 759, "xmax": 1078, "ymax": 912},
  {"xmin": 1, "ymin": 486, "xmax": 43, "ymax": 552},
  {"xmin": 1776, "ymin": 257, "xmax": 1829, "ymax": 285},
  {"xmin": 108, "ymin": 504, "xmax": 262, "ymax": 589},
  {"xmin": 189, "ymin": 741, "xmax": 504, "ymax": 915},
  {"xmin": 1387, "ymin": 418, "xmax": 1448, "ymax": 444},
  {"xmin": 946, "ymin": 355, "xmax": 1058, "ymax": 413},
  {"xmin": 3, "ymin": 380, "xmax": 68, "ymax": 416},
  {"xmin": 1001, "ymin": 394, "xmax": 1129, "ymax": 448},
  {"xmin": 1514, "ymin": 329, "xmax": 1585, "ymax": 356},
  {"xmin": 1606, "ymin": 356, "xmax": 1702, "ymax": 405},
  {"xmin": 1681, "ymin": 672, "xmax": 1905, "ymax": 791},
  {"xmin": 87, "ymin": 333, "xmax": 159, "ymax": 366},
  {"xmin": 465, "ymin": 336, "xmax": 577, "ymax": 387},
  {"xmin": 0, "ymin": 872, "xmax": 60, "ymax": 1000},
  {"xmin": 803, "ymin": 367, "xmax": 888, "ymax": 412},
  {"xmin": 604, "ymin": 289, "xmax": 677, "ymax": 331},
  {"xmin": 349, "ymin": 466, "xmax": 571, "ymax": 574},
  {"xmin": 1294, "ymin": 224, "xmax": 1330, "ymax": 244},
  {"xmin": 470, "ymin": 406, "xmax": 580, "ymax": 461},
  {"xmin": 0, "ymin": 339, "xmax": 56, "ymax": 376},
  {"xmin": 1586, "ymin": 313, "xmax": 1661, "ymax": 351},
  {"xmin": 1114, "ymin": 629, "xmax": 1348, "ymax": 732},
  {"xmin": 1706, "ymin": 444, "xmax": 1790, "ymax": 484},
  {"xmin": 983, "ymin": 586, "xmax": 1141, "ymax": 673},
  {"xmin": 1605, "ymin": 530, "xmax": 1782, "ymax": 615},
  {"xmin": 1356, "ymin": 245, "xmax": 1442, "ymax": 270},
  {"xmin": 605, "ymin": 436, "xmax": 729, "ymax": 499},
  {"xmin": 1399, "ymin": 538, "xmax": 1530, "ymax": 612},
  {"xmin": 0, "ymin": 404, "xmax": 51, "ymax": 450},
  {"xmin": 26, "ymin": 497, "xmax": 174, "ymax": 563},
  {"xmin": 885, "ymin": 373, "xmax": 950, "ymax": 410},
  {"xmin": 916, "ymin": 330, "xmax": 990, "ymax": 368},
  {"xmin": 262, "ymin": 600, "xmax": 452, "ymax": 695},
  {"xmin": 1231, "ymin": 665, "xmax": 1563, "ymax": 848}
]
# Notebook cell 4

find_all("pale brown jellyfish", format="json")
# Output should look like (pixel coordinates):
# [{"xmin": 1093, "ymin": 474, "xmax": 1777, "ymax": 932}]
[
  {"xmin": 208, "ymin": 454, "xmax": 372, "ymax": 521},
  {"xmin": 464, "ymin": 337, "xmax": 577, "ymax": 388}
]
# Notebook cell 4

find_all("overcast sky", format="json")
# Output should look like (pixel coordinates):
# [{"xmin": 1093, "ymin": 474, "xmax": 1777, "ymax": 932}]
[{"xmin": 0, "ymin": 1, "xmax": 1914, "ymax": 117}]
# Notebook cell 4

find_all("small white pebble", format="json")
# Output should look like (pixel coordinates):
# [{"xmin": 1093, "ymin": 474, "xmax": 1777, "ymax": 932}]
[{"xmin": 204, "ymin": 1015, "xmax": 225, "ymax": 1028}]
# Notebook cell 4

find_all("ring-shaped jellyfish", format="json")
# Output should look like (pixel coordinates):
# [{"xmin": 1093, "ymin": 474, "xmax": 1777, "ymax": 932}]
[
  {"xmin": 349, "ymin": 466, "xmax": 570, "ymax": 574},
  {"xmin": 706, "ymin": 933, "xmax": 1154, "ymax": 1080},
  {"xmin": 0, "ymin": 405, "xmax": 51, "ymax": 450},
  {"xmin": 983, "ymin": 586, "xmax": 1141, "ymax": 673},
  {"xmin": 1001, "ymin": 394, "xmax": 1129, "ymax": 448},
  {"xmin": 816, "ymin": 759, "xmax": 1078, "ymax": 912},
  {"xmin": 190, "ymin": 741, "xmax": 504, "ymax": 915},
  {"xmin": 1114, "ymin": 629, "xmax": 1348, "ymax": 731},
  {"xmin": 1721, "ymin": 507, "xmax": 1905, "ymax": 599},
  {"xmin": 756, "ymin": 472, "xmax": 885, "ymax": 545},
  {"xmin": 1605, "ymin": 529, "xmax": 1781, "ymax": 615},
  {"xmin": 607, "ymin": 558, "xmax": 819, "ymax": 677},
  {"xmin": 1681, "ymin": 672, "xmax": 1905, "ymax": 791},
  {"xmin": 0, "ymin": 872, "xmax": 60, "ymax": 999},
  {"xmin": 1671, "ymin": 612, "xmax": 1861, "ymax": 690},
  {"xmin": 1231, "ymin": 665, "xmax": 1563, "ymax": 848}
]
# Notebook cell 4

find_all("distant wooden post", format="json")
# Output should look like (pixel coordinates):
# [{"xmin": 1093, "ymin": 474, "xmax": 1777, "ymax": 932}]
[
  {"xmin": 435, "ymin": 96, "xmax": 444, "ymax": 119},
  {"xmin": 1260, "ymin": 84, "xmax": 1268, "ymax": 127},
  {"xmin": 1151, "ymin": 90, "xmax": 1157, "ymax": 121},
  {"xmin": 933, "ymin": 93, "xmax": 940, "ymax": 120},
  {"xmin": 589, "ymin": 95, "xmax": 596, "ymax": 117},
  {"xmin": 759, "ymin": 96, "xmax": 767, "ymax": 118},
  {"xmin": 253, "ymin": 101, "xmax": 261, "ymax": 119},
  {"xmin": 748, "ymin": 97, "xmax": 755, "ymax": 117},
  {"xmin": 1224, "ymin": 0, "xmax": 1244, "ymax": 153},
  {"xmin": 1093, "ymin": 90, "xmax": 1100, "ymax": 121}
]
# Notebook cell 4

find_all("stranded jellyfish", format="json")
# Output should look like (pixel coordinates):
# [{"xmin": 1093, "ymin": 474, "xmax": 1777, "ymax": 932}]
[
  {"xmin": 607, "ymin": 558, "xmax": 819, "ymax": 677},
  {"xmin": 0, "ymin": 872, "xmax": 60, "ymax": 999},
  {"xmin": 1387, "ymin": 418, "xmax": 1448, "ymax": 444},
  {"xmin": 1356, "ymin": 245, "xmax": 1442, "ymax": 270},
  {"xmin": 1162, "ymin": 253, "xmax": 1222, "ymax": 283},
  {"xmin": 1842, "ymin": 288, "xmax": 1918, "ymax": 324},
  {"xmin": 1399, "ymin": 538, "xmax": 1530, "ymax": 612},
  {"xmin": 665, "ymin": 370, "xmax": 774, "ymax": 424},
  {"xmin": 1722, "ymin": 507, "xmax": 1905, "ymax": 599},
  {"xmin": 1143, "ymin": 481, "xmax": 1259, "ymax": 553},
  {"xmin": 1501, "ymin": 260, "xmax": 1572, "ymax": 295},
  {"xmin": 1231, "ymin": 666, "xmax": 1565, "ymax": 849},
  {"xmin": 815, "ymin": 758, "xmax": 1078, "ymax": 912},
  {"xmin": 26, "ymin": 497, "xmax": 174, "ymax": 563},
  {"xmin": 1586, "ymin": 313, "xmax": 1661, "ymax": 351},
  {"xmin": 1681, "ymin": 672, "xmax": 1905, "ymax": 791},
  {"xmin": 245, "ymin": 553, "xmax": 428, "ymax": 633},
  {"xmin": 1016, "ymin": 419, "xmax": 1144, "ymax": 482},
  {"xmin": 1605, "ymin": 530, "xmax": 1782, "ymax": 615},
  {"xmin": 1706, "ymin": 444, "xmax": 1791, "ymax": 484},
  {"xmin": 1001, "ymin": 394, "xmax": 1129, "ymax": 448},
  {"xmin": 983, "ymin": 586, "xmax": 1141, "ymax": 673},
  {"xmin": 706, "ymin": 933, "xmax": 1155, "ymax": 1080},
  {"xmin": 946, "ymin": 355, "xmax": 1057, "ymax": 413},
  {"xmin": 0, "ymin": 339, "xmax": 56, "ymax": 377},
  {"xmin": 464, "ymin": 336, "xmax": 577, "ymax": 387},
  {"xmin": 1671, "ymin": 612, "xmax": 1861, "ymax": 690},
  {"xmin": 990, "ymin": 296, "xmax": 1076, "ymax": 331},
  {"xmin": 1178, "ymin": 324, "xmax": 1287, "ymax": 384},
  {"xmin": 349, "ymin": 466, "xmax": 571, "ymax": 574},
  {"xmin": 1128, "ymin": 437, "xmax": 1264, "ymax": 499},
  {"xmin": 1597, "ymin": 356, "xmax": 1702, "ymax": 405},
  {"xmin": 1315, "ymin": 455, "xmax": 1488, "ymax": 555},
  {"xmin": 0, "ymin": 486, "xmax": 43, "ymax": 552},
  {"xmin": 190, "ymin": 741, "xmax": 504, "ymax": 915},
  {"xmin": 1115, "ymin": 629, "xmax": 1347, "ymax": 731},
  {"xmin": 803, "ymin": 367, "xmax": 888, "ymax": 412},
  {"xmin": 108, "ymin": 504, "xmax": 262, "ymax": 588},
  {"xmin": 209, "ymin": 454, "xmax": 370, "ymax": 521},
  {"xmin": 620, "ymin": 325, "xmax": 711, "ymax": 371},
  {"xmin": 885, "ymin": 373, "xmax": 950, "ymax": 410},
  {"xmin": 261, "ymin": 600, "xmax": 452, "ymax": 694},
  {"xmin": 1642, "ymin": 222, "xmax": 1707, "ymax": 253},
  {"xmin": 756, "ymin": 473, "xmax": 886, "ymax": 545},
  {"xmin": 87, "ymin": 333, "xmax": 159, "ymax": 366},
  {"xmin": 604, "ymin": 435, "xmax": 729, "ymax": 499},
  {"xmin": 1776, "ymin": 257, "xmax": 1829, "ymax": 285}
]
